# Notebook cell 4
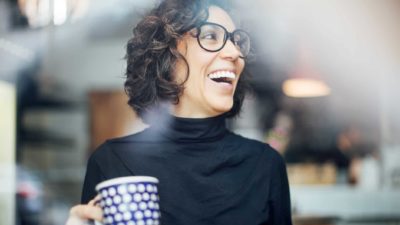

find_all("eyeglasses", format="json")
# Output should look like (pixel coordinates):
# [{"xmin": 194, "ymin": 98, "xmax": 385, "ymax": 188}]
[{"xmin": 191, "ymin": 22, "xmax": 251, "ymax": 58}]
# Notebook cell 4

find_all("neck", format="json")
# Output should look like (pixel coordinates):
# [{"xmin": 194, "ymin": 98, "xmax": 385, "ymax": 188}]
[
  {"xmin": 149, "ymin": 112, "xmax": 228, "ymax": 143},
  {"xmin": 172, "ymin": 104, "xmax": 224, "ymax": 118}
]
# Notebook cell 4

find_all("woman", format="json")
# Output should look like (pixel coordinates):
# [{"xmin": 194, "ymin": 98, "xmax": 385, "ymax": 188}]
[{"xmin": 67, "ymin": 0, "xmax": 292, "ymax": 224}]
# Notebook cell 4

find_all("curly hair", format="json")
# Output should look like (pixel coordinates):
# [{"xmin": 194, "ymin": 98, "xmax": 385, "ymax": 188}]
[{"xmin": 124, "ymin": 0, "xmax": 251, "ymax": 122}]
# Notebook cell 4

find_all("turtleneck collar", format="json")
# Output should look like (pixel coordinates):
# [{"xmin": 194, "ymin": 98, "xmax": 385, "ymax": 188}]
[{"xmin": 149, "ymin": 113, "xmax": 228, "ymax": 143}]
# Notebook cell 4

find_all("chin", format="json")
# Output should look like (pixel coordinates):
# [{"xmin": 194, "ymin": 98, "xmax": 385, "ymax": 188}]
[{"xmin": 209, "ymin": 99, "xmax": 233, "ymax": 115}]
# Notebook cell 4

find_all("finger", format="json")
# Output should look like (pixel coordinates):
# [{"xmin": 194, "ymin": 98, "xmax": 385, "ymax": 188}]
[
  {"xmin": 88, "ymin": 195, "xmax": 102, "ymax": 206},
  {"xmin": 94, "ymin": 195, "xmax": 102, "ymax": 206},
  {"xmin": 70, "ymin": 205, "xmax": 103, "ymax": 222},
  {"xmin": 88, "ymin": 199, "xmax": 95, "ymax": 206}
]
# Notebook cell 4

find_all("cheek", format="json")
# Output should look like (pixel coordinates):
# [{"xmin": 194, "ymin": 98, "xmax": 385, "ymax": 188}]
[
  {"xmin": 238, "ymin": 60, "xmax": 245, "ymax": 74},
  {"xmin": 186, "ymin": 43, "xmax": 217, "ymax": 71},
  {"xmin": 174, "ymin": 59, "xmax": 189, "ymax": 83}
]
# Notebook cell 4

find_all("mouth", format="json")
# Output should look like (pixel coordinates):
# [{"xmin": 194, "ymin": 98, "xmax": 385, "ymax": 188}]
[{"xmin": 207, "ymin": 70, "xmax": 236, "ymax": 84}]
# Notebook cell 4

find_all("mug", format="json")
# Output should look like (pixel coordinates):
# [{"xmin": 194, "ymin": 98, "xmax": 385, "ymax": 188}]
[{"xmin": 95, "ymin": 176, "xmax": 160, "ymax": 225}]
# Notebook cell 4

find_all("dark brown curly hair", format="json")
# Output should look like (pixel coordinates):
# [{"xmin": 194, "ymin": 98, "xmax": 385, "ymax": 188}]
[{"xmin": 124, "ymin": 0, "xmax": 251, "ymax": 122}]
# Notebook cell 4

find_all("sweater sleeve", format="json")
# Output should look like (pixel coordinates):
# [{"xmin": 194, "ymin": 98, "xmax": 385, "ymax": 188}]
[
  {"xmin": 81, "ymin": 152, "xmax": 106, "ymax": 204},
  {"xmin": 269, "ymin": 150, "xmax": 293, "ymax": 225}
]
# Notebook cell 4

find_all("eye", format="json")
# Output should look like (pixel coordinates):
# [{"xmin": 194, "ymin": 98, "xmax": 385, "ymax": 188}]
[
  {"xmin": 236, "ymin": 38, "xmax": 245, "ymax": 47},
  {"xmin": 233, "ymin": 33, "xmax": 243, "ymax": 44},
  {"xmin": 233, "ymin": 31, "xmax": 250, "ymax": 48},
  {"xmin": 200, "ymin": 31, "xmax": 218, "ymax": 40}
]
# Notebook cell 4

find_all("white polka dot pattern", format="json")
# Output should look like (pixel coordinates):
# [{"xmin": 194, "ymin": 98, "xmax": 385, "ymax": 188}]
[
  {"xmin": 106, "ymin": 198, "xmax": 112, "ymax": 206},
  {"xmin": 128, "ymin": 184, "xmax": 137, "ymax": 193},
  {"xmin": 144, "ymin": 210, "xmax": 152, "ymax": 218},
  {"xmin": 123, "ymin": 194, "xmax": 132, "ymax": 203},
  {"xmin": 119, "ymin": 204, "xmax": 127, "ymax": 212},
  {"xmin": 109, "ymin": 187, "xmax": 116, "ymax": 196},
  {"xmin": 129, "ymin": 203, "xmax": 138, "ymax": 211},
  {"xmin": 114, "ymin": 195, "xmax": 122, "ymax": 204},
  {"xmin": 98, "ymin": 181, "xmax": 160, "ymax": 225},
  {"xmin": 118, "ymin": 185, "xmax": 127, "ymax": 195},
  {"xmin": 110, "ymin": 206, "xmax": 117, "ymax": 214},
  {"xmin": 134, "ymin": 211, "xmax": 143, "ymax": 220},
  {"xmin": 138, "ymin": 184, "xmax": 145, "ymax": 193},
  {"xmin": 142, "ymin": 193, "xmax": 150, "ymax": 201}
]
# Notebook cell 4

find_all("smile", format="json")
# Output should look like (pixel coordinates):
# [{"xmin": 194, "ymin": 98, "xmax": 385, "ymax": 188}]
[{"xmin": 207, "ymin": 71, "xmax": 236, "ymax": 84}]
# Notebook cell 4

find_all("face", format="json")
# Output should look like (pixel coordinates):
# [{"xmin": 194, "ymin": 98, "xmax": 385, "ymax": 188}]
[{"xmin": 173, "ymin": 6, "xmax": 245, "ymax": 118}]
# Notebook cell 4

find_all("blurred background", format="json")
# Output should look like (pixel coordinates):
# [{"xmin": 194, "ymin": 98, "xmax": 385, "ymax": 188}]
[{"xmin": 1, "ymin": 0, "xmax": 400, "ymax": 224}]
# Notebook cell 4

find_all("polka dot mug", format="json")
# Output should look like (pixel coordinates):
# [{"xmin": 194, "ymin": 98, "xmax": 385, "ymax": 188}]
[{"xmin": 96, "ymin": 176, "xmax": 160, "ymax": 225}]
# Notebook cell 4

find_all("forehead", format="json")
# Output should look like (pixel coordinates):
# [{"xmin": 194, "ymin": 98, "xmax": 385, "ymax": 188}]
[{"xmin": 206, "ymin": 6, "xmax": 236, "ymax": 32}]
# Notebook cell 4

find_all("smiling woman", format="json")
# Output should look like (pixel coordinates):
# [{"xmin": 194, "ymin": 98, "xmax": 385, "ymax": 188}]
[
  {"xmin": 173, "ymin": 6, "xmax": 247, "ymax": 118},
  {"xmin": 124, "ymin": 0, "xmax": 251, "ymax": 121},
  {"xmin": 66, "ymin": 0, "xmax": 292, "ymax": 225}
]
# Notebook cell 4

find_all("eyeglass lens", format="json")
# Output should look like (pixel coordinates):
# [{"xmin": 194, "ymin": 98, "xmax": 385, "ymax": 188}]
[{"xmin": 198, "ymin": 23, "xmax": 250, "ymax": 57}]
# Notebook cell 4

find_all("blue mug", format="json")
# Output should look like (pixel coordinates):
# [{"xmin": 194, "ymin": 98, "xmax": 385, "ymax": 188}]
[{"xmin": 96, "ymin": 176, "xmax": 160, "ymax": 225}]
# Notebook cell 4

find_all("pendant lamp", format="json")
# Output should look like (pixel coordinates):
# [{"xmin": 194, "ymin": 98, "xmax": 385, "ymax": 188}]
[{"xmin": 282, "ymin": 44, "xmax": 331, "ymax": 98}]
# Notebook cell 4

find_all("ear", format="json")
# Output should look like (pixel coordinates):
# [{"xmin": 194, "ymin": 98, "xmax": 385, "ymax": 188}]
[
  {"xmin": 173, "ymin": 40, "xmax": 189, "ymax": 84},
  {"xmin": 176, "ymin": 36, "xmax": 188, "ymax": 57}
]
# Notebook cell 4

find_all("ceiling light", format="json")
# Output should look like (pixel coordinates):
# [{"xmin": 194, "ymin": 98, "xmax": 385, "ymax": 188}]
[{"xmin": 282, "ymin": 44, "xmax": 331, "ymax": 98}]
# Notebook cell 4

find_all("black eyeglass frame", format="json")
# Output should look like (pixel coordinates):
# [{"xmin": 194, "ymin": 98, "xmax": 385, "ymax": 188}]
[{"xmin": 192, "ymin": 22, "xmax": 251, "ymax": 59}]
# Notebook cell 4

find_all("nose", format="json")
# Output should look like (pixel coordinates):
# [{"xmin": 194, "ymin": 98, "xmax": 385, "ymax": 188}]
[{"xmin": 219, "ymin": 39, "xmax": 242, "ymax": 60}]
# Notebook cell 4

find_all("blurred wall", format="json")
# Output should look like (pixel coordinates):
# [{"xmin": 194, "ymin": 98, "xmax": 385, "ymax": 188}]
[{"xmin": 0, "ymin": 81, "xmax": 16, "ymax": 225}]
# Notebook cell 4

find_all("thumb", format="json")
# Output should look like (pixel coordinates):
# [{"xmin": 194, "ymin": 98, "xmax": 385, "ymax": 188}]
[{"xmin": 69, "ymin": 204, "xmax": 103, "ymax": 222}]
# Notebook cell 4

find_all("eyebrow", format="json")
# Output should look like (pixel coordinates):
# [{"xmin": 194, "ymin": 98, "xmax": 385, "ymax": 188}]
[{"xmin": 203, "ymin": 21, "xmax": 237, "ymax": 32}]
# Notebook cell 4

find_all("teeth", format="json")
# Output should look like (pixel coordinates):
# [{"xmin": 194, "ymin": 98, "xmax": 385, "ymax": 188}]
[{"xmin": 208, "ymin": 71, "xmax": 236, "ymax": 80}]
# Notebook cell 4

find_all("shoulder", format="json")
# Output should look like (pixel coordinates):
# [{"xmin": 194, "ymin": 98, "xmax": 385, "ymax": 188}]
[
  {"xmin": 94, "ymin": 127, "xmax": 154, "ymax": 149},
  {"xmin": 107, "ymin": 127, "xmax": 156, "ymax": 144},
  {"xmin": 226, "ymin": 131, "xmax": 284, "ymax": 162},
  {"xmin": 228, "ymin": 133, "xmax": 289, "ymax": 180},
  {"xmin": 86, "ymin": 130, "xmax": 157, "ymax": 178},
  {"xmin": 226, "ymin": 132, "xmax": 288, "ymax": 182},
  {"xmin": 89, "ymin": 128, "xmax": 153, "ymax": 160},
  {"xmin": 88, "ymin": 126, "xmax": 164, "ymax": 161}
]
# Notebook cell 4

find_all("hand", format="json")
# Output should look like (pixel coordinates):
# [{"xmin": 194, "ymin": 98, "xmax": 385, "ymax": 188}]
[{"xmin": 65, "ymin": 196, "xmax": 103, "ymax": 225}]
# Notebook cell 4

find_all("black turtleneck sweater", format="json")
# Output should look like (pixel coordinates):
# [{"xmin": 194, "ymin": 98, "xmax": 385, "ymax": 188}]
[{"xmin": 81, "ymin": 115, "xmax": 292, "ymax": 225}]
